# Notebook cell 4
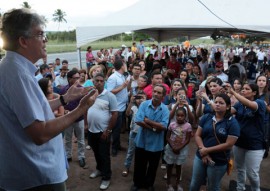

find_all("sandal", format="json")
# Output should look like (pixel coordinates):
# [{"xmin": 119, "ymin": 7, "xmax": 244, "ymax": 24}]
[{"xmin": 122, "ymin": 169, "xmax": 129, "ymax": 177}]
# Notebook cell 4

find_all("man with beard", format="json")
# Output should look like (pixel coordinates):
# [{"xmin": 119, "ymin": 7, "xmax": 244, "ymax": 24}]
[{"xmin": 131, "ymin": 84, "xmax": 169, "ymax": 191}]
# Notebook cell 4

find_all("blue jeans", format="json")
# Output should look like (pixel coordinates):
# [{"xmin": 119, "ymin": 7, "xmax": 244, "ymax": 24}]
[
  {"xmin": 233, "ymin": 146, "xmax": 264, "ymax": 191},
  {"xmin": 189, "ymin": 155, "xmax": 227, "ymax": 191},
  {"xmin": 124, "ymin": 131, "xmax": 137, "ymax": 169}
]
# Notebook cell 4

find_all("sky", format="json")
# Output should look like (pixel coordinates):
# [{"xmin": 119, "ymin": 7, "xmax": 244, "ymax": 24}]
[{"xmin": 1, "ymin": 0, "xmax": 140, "ymax": 31}]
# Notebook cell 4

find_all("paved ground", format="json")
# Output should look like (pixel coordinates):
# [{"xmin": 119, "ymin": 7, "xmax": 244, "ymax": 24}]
[{"xmin": 66, "ymin": 131, "xmax": 270, "ymax": 191}]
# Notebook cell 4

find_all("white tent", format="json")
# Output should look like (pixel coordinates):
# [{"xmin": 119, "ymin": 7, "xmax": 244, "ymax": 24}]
[{"xmin": 75, "ymin": 0, "xmax": 270, "ymax": 66}]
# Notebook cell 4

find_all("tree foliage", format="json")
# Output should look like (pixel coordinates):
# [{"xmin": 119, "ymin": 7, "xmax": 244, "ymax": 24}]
[
  {"xmin": 47, "ymin": 30, "xmax": 76, "ymax": 42},
  {"xmin": 52, "ymin": 9, "xmax": 67, "ymax": 31},
  {"xmin": 21, "ymin": 1, "xmax": 31, "ymax": 9}
]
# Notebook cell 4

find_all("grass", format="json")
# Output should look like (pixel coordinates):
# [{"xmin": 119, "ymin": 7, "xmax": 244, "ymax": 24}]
[{"xmin": 46, "ymin": 39, "xmax": 215, "ymax": 53}]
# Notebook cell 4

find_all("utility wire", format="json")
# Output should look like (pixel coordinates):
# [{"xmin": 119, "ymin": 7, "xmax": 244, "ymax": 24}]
[{"xmin": 197, "ymin": 0, "xmax": 269, "ymax": 36}]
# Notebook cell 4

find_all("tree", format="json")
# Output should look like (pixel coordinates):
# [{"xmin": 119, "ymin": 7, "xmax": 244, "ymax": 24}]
[
  {"xmin": 21, "ymin": 1, "xmax": 31, "ymax": 9},
  {"xmin": 52, "ymin": 9, "xmax": 67, "ymax": 31}
]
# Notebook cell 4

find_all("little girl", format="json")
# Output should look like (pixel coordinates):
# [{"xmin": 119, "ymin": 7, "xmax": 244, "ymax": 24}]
[
  {"xmin": 164, "ymin": 107, "xmax": 192, "ymax": 191},
  {"xmin": 122, "ymin": 91, "xmax": 146, "ymax": 177}
]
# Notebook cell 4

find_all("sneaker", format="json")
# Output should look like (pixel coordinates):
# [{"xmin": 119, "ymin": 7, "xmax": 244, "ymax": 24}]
[
  {"xmin": 161, "ymin": 164, "xmax": 166, "ymax": 169},
  {"xmin": 100, "ymin": 180, "xmax": 110, "ymax": 190},
  {"xmin": 86, "ymin": 145, "xmax": 91, "ymax": 150},
  {"xmin": 167, "ymin": 184, "xmax": 174, "ymax": 191},
  {"xmin": 79, "ymin": 158, "xmax": 86, "ymax": 168},
  {"xmin": 177, "ymin": 184, "xmax": 183, "ymax": 191},
  {"xmin": 163, "ymin": 173, "xmax": 167, "ymax": 179},
  {"xmin": 89, "ymin": 170, "xmax": 101, "ymax": 179}
]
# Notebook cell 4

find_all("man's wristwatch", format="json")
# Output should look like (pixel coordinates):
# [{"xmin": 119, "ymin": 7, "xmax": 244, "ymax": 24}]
[
  {"xmin": 152, "ymin": 128, "xmax": 157, "ymax": 132},
  {"xmin": 60, "ymin": 95, "xmax": 68, "ymax": 106}
]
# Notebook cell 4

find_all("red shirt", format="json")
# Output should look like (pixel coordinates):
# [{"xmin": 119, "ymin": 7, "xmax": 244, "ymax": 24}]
[
  {"xmin": 166, "ymin": 61, "xmax": 181, "ymax": 78},
  {"xmin": 143, "ymin": 83, "xmax": 170, "ymax": 100}
]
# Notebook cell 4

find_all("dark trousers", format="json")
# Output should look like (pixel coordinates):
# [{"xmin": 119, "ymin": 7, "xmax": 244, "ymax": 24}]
[
  {"xmin": 88, "ymin": 132, "xmax": 111, "ymax": 180},
  {"xmin": 112, "ymin": 111, "xmax": 124, "ymax": 152},
  {"xmin": 0, "ymin": 182, "xmax": 66, "ymax": 191},
  {"xmin": 133, "ymin": 147, "xmax": 162, "ymax": 188}
]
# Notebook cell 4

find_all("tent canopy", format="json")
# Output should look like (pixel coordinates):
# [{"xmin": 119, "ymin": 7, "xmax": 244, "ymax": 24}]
[{"xmin": 76, "ymin": 0, "xmax": 270, "ymax": 48}]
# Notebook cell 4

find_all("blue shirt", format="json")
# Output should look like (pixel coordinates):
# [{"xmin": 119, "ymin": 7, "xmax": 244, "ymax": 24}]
[
  {"xmin": 107, "ymin": 71, "xmax": 128, "ymax": 111},
  {"xmin": 203, "ymin": 99, "xmax": 214, "ymax": 114},
  {"xmin": 258, "ymin": 94, "xmax": 269, "ymax": 123},
  {"xmin": 233, "ymin": 99, "xmax": 266, "ymax": 150},
  {"xmin": 197, "ymin": 113, "xmax": 240, "ymax": 165},
  {"xmin": 134, "ymin": 100, "xmax": 170, "ymax": 152},
  {"xmin": 0, "ymin": 51, "xmax": 67, "ymax": 190}
]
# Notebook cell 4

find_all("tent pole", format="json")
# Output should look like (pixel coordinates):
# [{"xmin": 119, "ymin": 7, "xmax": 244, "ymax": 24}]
[{"xmin": 77, "ymin": 47, "xmax": 82, "ymax": 69}]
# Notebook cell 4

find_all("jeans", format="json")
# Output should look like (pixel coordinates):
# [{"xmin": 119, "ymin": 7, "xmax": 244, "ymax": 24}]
[
  {"xmin": 112, "ymin": 111, "xmax": 124, "ymax": 152},
  {"xmin": 124, "ymin": 131, "xmax": 137, "ymax": 169},
  {"xmin": 189, "ymin": 155, "xmax": 227, "ymax": 191},
  {"xmin": 88, "ymin": 132, "xmax": 111, "ymax": 180},
  {"xmin": 133, "ymin": 147, "xmax": 162, "ymax": 188},
  {"xmin": 64, "ymin": 120, "xmax": 85, "ymax": 159},
  {"xmin": 233, "ymin": 146, "xmax": 264, "ymax": 191}
]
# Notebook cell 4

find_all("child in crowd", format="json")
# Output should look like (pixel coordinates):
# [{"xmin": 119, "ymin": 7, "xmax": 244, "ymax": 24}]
[
  {"xmin": 164, "ymin": 107, "xmax": 192, "ymax": 191},
  {"xmin": 122, "ymin": 91, "xmax": 146, "ymax": 177}
]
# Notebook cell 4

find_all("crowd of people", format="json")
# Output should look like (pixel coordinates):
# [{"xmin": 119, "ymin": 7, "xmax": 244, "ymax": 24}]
[{"xmin": 1, "ymin": 8, "xmax": 270, "ymax": 191}]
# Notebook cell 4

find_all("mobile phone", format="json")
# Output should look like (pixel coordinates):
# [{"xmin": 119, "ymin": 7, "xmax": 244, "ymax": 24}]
[
  {"xmin": 134, "ymin": 95, "xmax": 142, "ymax": 99},
  {"xmin": 126, "ymin": 75, "xmax": 131, "ymax": 81},
  {"xmin": 208, "ymin": 160, "xmax": 215, "ymax": 166},
  {"xmin": 180, "ymin": 94, "xmax": 186, "ymax": 100},
  {"xmin": 199, "ymin": 85, "xmax": 205, "ymax": 92}
]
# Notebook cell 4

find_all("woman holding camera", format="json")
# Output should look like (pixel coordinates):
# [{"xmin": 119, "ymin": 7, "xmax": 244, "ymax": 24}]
[
  {"xmin": 228, "ymin": 82, "xmax": 266, "ymax": 191},
  {"xmin": 196, "ymin": 77, "xmax": 223, "ymax": 118},
  {"xmin": 190, "ymin": 93, "xmax": 240, "ymax": 191}
]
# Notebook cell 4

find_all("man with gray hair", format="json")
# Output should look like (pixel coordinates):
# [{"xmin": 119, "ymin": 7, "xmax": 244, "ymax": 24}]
[{"xmin": 0, "ymin": 8, "xmax": 97, "ymax": 190}]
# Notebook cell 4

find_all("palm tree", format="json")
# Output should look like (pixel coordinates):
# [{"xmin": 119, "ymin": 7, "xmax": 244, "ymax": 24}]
[
  {"xmin": 21, "ymin": 1, "xmax": 31, "ymax": 9},
  {"xmin": 52, "ymin": 9, "xmax": 67, "ymax": 31}
]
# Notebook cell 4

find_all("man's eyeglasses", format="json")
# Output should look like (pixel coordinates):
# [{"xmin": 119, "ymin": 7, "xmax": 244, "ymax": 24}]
[
  {"xmin": 29, "ymin": 32, "xmax": 47, "ymax": 41},
  {"xmin": 72, "ymin": 77, "xmax": 80, "ymax": 80}
]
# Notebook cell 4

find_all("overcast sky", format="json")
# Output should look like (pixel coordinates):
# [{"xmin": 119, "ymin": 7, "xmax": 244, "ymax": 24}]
[{"xmin": 1, "ymin": 0, "xmax": 139, "ymax": 31}]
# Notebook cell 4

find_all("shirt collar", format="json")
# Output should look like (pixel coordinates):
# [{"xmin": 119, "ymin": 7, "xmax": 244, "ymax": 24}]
[
  {"xmin": 6, "ymin": 51, "xmax": 38, "ymax": 75},
  {"xmin": 115, "ymin": 70, "xmax": 124, "ymax": 77},
  {"xmin": 147, "ymin": 100, "xmax": 162, "ymax": 110},
  {"xmin": 98, "ymin": 89, "xmax": 107, "ymax": 97}
]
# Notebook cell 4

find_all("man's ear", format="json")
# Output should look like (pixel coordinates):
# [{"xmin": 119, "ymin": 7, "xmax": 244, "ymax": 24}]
[{"xmin": 18, "ymin": 36, "xmax": 29, "ymax": 49}]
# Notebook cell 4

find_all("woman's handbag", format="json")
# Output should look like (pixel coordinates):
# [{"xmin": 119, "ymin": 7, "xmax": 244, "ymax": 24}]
[
  {"xmin": 213, "ymin": 121, "xmax": 234, "ymax": 175},
  {"xmin": 227, "ymin": 158, "xmax": 234, "ymax": 175}
]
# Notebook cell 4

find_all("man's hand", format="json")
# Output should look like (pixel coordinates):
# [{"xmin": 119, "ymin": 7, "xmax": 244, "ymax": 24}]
[
  {"xmin": 65, "ymin": 81, "xmax": 94, "ymax": 102},
  {"xmin": 79, "ymin": 89, "xmax": 98, "ymax": 110},
  {"xmin": 101, "ymin": 130, "xmax": 111, "ymax": 141}
]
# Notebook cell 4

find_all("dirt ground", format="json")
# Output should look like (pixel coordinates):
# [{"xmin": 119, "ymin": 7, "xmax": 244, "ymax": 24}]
[{"xmin": 66, "ymin": 131, "xmax": 270, "ymax": 191}]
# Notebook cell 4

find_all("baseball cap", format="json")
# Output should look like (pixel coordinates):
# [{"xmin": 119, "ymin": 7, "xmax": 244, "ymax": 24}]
[
  {"xmin": 206, "ymin": 68, "xmax": 217, "ymax": 75},
  {"xmin": 215, "ymin": 62, "xmax": 224, "ymax": 68},
  {"xmin": 186, "ymin": 59, "xmax": 194, "ymax": 65}
]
